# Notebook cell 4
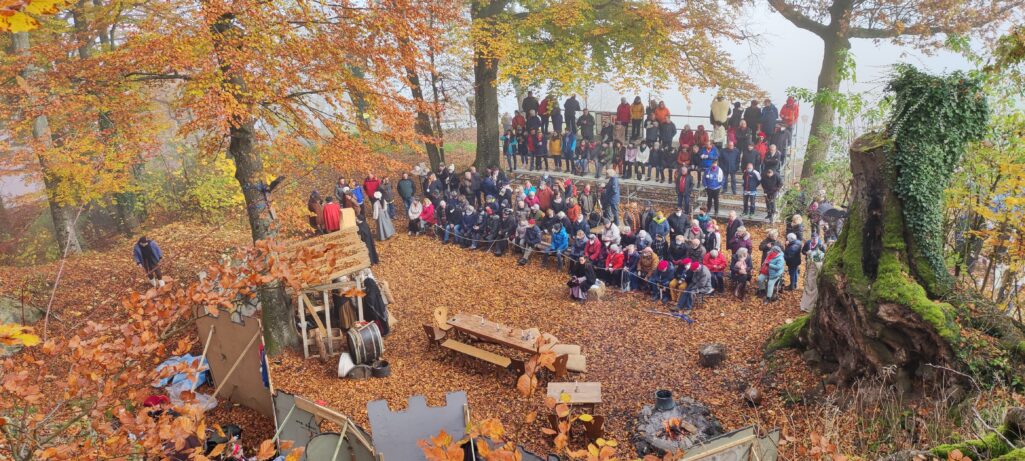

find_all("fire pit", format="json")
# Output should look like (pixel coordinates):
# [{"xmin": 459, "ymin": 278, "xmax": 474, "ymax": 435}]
[{"xmin": 631, "ymin": 391, "xmax": 725, "ymax": 457}]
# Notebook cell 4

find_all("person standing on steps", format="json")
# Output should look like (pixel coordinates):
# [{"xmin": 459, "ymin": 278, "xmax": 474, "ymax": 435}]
[
  {"xmin": 564, "ymin": 94, "xmax": 581, "ymax": 135},
  {"xmin": 603, "ymin": 168, "xmax": 621, "ymax": 226},
  {"xmin": 134, "ymin": 236, "xmax": 165, "ymax": 287},
  {"xmin": 630, "ymin": 96, "xmax": 645, "ymax": 140},
  {"xmin": 703, "ymin": 159, "xmax": 724, "ymax": 216},
  {"xmin": 522, "ymin": 91, "xmax": 539, "ymax": 115},
  {"xmin": 761, "ymin": 168, "xmax": 783, "ymax": 223},
  {"xmin": 741, "ymin": 163, "xmax": 760, "ymax": 218},
  {"xmin": 720, "ymin": 141, "xmax": 740, "ymax": 195},
  {"xmin": 577, "ymin": 109, "xmax": 596, "ymax": 142},
  {"xmin": 539, "ymin": 94, "xmax": 552, "ymax": 134}
]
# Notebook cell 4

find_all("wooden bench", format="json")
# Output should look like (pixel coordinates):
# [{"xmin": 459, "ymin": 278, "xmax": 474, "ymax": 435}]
[
  {"xmin": 441, "ymin": 339, "xmax": 512, "ymax": 368},
  {"xmin": 439, "ymin": 339, "xmax": 524, "ymax": 374}
]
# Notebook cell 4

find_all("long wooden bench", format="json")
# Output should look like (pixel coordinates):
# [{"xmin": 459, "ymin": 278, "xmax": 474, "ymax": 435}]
[{"xmin": 441, "ymin": 339, "xmax": 513, "ymax": 368}]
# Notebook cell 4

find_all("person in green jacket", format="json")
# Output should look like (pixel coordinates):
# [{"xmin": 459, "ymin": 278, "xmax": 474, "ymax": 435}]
[{"xmin": 397, "ymin": 172, "xmax": 416, "ymax": 212}]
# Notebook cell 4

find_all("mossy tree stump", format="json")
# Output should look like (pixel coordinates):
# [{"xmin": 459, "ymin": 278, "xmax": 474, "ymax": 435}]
[{"xmin": 802, "ymin": 134, "xmax": 960, "ymax": 385}]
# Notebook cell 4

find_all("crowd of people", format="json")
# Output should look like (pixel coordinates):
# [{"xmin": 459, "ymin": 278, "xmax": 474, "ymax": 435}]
[
  {"xmin": 500, "ymin": 93, "xmax": 798, "ymax": 222},
  {"xmin": 307, "ymin": 164, "xmax": 831, "ymax": 311}
]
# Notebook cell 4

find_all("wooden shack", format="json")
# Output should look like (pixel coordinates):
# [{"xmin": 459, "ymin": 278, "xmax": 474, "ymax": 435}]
[{"xmin": 278, "ymin": 208, "xmax": 393, "ymax": 360}]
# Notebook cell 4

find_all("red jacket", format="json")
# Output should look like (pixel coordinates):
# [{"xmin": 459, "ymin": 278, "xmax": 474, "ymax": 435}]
[
  {"xmin": 703, "ymin": 252, "xmax": 727, "ymax": 272},
  {"xmin": 754, "ymin": 142, "xmax": 768, "ymax": 160},
  {"xmin": 694, "ymin": 126, "xmax": 709, "ymax": 147},
  {"xmin": 678, "ymin": 129, "xmax": 695, "ymax": 148},
  {"xmin": 606, "ymin": 252, "xmax": 624, "ymax": 269},
  {"xmin": 513, "ymin": 114, "xmax": 526, "ymax": 130},
  {"xmin": 539, "ymin": 98, "xmax": 551, "ymax": 116},
  {"xmin": 780, "ymin": 97, "xmax": 799, "ymax": 127},
  {"xmin": 322, "ymin": 202, "xmax": 341, "ymax": 232},
  {"xmin": 616, "ymin": 103, "xmax": 631, "ymax": 124},
  {"xmin": 536, "ymin": 188, "xmax": 554, "ymax": 211},
  {"xmin": 363, "ymin": 178, "xmax": 381, "ymax": 198},
  {"xmin": 585, "ymin": 239, "xmax": 603, "ymax": 262}
]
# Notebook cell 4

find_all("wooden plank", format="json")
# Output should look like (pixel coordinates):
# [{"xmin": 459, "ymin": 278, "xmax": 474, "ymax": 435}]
[
  {"xmin": 284, "ymin": 224, "xmax": 358, "ymax": 250},
  {"xmin": 301, "ymin": 292, "xmax": 329, "ymax": 336},
  {"xmin": 305, "ymin": 281, "xmax": 357, "ymax": 292},
  {"xmin": 441, "ymin": 339, "xmax": 512, "ymax": 368},
  {"xmin": 546, "ymin": 382, "xmax": 602, "ymax": 405}
]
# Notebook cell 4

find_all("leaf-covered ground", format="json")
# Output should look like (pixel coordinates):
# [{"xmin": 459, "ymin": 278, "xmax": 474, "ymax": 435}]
[
  {"xmin": 272, "ymin": 224, "xmax": 821, "ymax": 455},
  {"xmin": 1, "ymin": 214, "xmax": 822, "ymax": 456}
]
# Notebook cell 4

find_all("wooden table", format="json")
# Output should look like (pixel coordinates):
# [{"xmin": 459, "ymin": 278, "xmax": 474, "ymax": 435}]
[
  {"xmin": 446, "ymin": 313, "xmax": 541, "ymax": 354},
  {"xmin": 547, "ymin": 382, "xmax": 602, "ymax": 406}
]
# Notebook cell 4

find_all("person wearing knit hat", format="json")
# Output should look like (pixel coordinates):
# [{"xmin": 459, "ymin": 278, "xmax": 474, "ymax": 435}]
[
  {"xmin": 668, "ymin": 257, "xmax": 692, "ymax": 301},
  {"xmin": 518, "ymin": 218, "xmax": 543, "ymax": 265},
  {"xmin": 676, "ymin": 259, "xmax": 713, "ymax": 311},
  {"xmin": 649, "ymin": 259, "xmax": 674, "ymax": 303}
]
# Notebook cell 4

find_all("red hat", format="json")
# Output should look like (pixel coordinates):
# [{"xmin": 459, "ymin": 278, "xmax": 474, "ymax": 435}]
[
  {"xmin": 657, "ymin": 260, "xmax": 669, "ymax": 271},
  {"xmin": 680, "ymin": 258, "xmax": 692, "ymax": 267},
  {"xmin": 485, "ymin": 207, "xmax": 493, "ymax": 215},
  {"xmin": 528, "ymin": 219, "xmax": 536, "ymax": 225},
  {"xmin": 690, "ymin": 261, "xmax": 700, "ymax": 270},
  {"xmin": 143, "ymin": 395, "xmax": 170, "ymax": 408}
]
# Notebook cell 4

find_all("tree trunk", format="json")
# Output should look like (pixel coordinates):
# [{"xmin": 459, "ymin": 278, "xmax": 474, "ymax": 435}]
[
  {"xmin": 211, "ymin": 13, "xmax": 298, "ymax": 354},
  {"xmin": 800, "ymin": 33, "xmax": 851, "ymax": 179},
  {"xmin": 473, "ymin": 55, "xmax": 500, "ymax": 170},
  {"xmin": 802, "ymin": 133, "xmax": 960, "ymax": 385},
  {"xmin": 13, "ymin": 32, "xmax": 83, "ymax": 256},
  {"xmin": 407, "ymin": 67, "xmax": 444, "ymax": 171},
  {"xmin": 471, "ymin": 0, "xmax": 505, "ymax": 170}
]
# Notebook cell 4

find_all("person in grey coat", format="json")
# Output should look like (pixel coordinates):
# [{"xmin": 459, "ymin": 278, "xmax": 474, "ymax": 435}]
[{"xmin": 371, "ymin": 191, "xmax": 396, "ymax": 240}]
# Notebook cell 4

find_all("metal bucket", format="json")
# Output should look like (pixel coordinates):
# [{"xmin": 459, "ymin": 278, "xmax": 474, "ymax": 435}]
[{"xmin": 654, "ymin": 389, "xmax": 675, "ymax": 411}]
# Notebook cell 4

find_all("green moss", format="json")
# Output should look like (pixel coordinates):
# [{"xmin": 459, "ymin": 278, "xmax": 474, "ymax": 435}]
[
  {"xmin": 840, "ymin": 204, "xmax": 871, "ymax": 300},
  {"xmin": 765, "ymin": 315, "xmax": 809, "ymax": 353},
  {"xmin": 870, "ymin": 195, "xmax": 960, "ymax": 345},
  {"xmin": 995, "ymin": 448, "xmax": 1025, "ymax": 460},
  {"xmin": 931, "ymin": 426, "xmax": 1013, "ymax": 458},
  {"xmin": 1017, "ymin": 341, "xmax": 1025, "ymax": 356}
]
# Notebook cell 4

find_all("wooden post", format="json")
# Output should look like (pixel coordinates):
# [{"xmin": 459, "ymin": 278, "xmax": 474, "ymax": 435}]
[
  {"xmin": 192, "ymin": 325, "xmax": 216, "ymax": 391},
  {"xmin": 298, "ymin": 294, "xmax": 310, "ymax": 358},
  {"xmin": 323, "ymin": 288, "xmax": 334, "ymax": 355}
]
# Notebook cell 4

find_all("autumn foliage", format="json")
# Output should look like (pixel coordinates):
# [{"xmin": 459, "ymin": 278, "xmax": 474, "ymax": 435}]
[{"xmin": 0, "ymin": 238, "xmax": 319, "ymax": 460}]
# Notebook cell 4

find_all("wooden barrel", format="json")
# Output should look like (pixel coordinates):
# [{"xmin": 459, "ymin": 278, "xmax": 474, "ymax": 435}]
[{"xmin": 345, "ymin": 322, "xmax": 383, "ymax": 365}]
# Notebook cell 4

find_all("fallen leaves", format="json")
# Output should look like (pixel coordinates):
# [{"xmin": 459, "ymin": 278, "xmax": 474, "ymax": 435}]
[
  {"xmin": 0, "ymin": 323, "xmax": 40, "ymax": 347},
  {"xmin": 271, "ymin": 223, "xmax": 825, "ymax": 455}
]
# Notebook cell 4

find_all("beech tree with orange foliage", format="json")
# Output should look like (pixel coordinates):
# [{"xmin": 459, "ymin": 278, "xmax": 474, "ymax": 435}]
[{"xmin": 0, "ymin": 0, "xmax": 458, "ymax": 352}]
